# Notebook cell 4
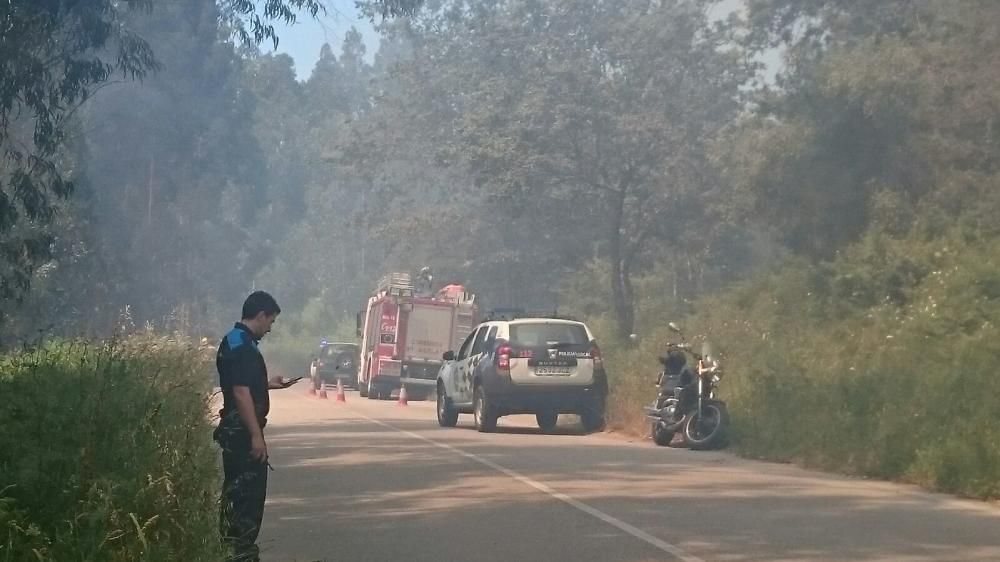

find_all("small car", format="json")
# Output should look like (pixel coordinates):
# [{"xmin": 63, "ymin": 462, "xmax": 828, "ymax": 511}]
[{"xmin": 311, "ymin": 341, "xmax": 360, "ymax": 388}]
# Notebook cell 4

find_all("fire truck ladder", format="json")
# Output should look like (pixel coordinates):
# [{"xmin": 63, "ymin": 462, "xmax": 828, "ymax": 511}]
[
  {"xmin": 377, "ymin": 272, "xmax": 414, "ymax": 297},
  {"xmin": 453, "ymin": 303, "xmax": 476, "ymax": 346}
]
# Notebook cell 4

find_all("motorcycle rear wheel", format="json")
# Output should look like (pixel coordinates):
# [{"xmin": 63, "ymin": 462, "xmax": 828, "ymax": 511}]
[
  {"xmin": 651, "ymin": 422, "xmax": 674, "ymax": 447},
  {"xmin": 682, "ymin": 402, "xmax": 729, "ymax": 450}
]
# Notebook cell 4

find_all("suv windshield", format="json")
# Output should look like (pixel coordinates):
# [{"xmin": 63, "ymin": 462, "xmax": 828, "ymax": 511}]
[{"xmin": 509, "ymin": 323, "xmax": 588, "ymax": 347}]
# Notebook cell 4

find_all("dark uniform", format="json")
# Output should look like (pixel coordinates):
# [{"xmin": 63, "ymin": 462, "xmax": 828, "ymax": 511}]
[{"xmin": 214, "ymin": 322, "xmax": 270, "ymax": 562}]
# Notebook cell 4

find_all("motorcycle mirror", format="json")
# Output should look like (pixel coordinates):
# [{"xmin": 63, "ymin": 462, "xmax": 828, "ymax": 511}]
[{"xmin": 668, "ymin": 322, "xmax": 682, "ymax": 333}]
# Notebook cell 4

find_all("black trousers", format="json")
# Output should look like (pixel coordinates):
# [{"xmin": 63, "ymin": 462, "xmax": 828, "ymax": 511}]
[{"xmin": 217, "ymin": 427, "xmax": 268, "ymax": 562}]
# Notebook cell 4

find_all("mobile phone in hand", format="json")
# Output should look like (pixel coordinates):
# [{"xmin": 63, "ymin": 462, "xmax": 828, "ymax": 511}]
[{"xmin": 281, "ymin": 376, "xmax": 304, "ymax": 388}]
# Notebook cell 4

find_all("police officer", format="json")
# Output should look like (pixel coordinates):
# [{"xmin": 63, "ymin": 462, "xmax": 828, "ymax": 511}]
[{"xmin": 214, "ymin": 291, "xmax": 298, "ymax": 562}]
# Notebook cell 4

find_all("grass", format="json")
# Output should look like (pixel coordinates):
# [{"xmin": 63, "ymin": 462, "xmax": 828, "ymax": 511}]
[{"xmin": 0, "ymin": 335, "xmax": 225, "ymax": 561}]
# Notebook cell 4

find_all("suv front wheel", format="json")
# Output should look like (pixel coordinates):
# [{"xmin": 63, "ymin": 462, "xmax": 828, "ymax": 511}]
[{"xmin": 473, "ymin": 385, "xmax": 498, "ymax": 433}]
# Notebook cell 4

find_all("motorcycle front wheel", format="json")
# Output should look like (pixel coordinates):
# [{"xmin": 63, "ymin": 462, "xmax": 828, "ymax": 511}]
[
  {"xmin": 651, "ymin": 422, "xmax": 674, "ymax": 447},
  {"xmin": 681, "ymin": 401, "xmax": 729, "ymax": 450}
]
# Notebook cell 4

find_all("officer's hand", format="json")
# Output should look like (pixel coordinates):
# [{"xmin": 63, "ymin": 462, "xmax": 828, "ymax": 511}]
[
  {"xmin": 269, "ymin": 375, "xmax": 301, "ymax": 389},
  {"xmin": 250, "ymin": 434, "xmax": 268, "ymax": 463}
]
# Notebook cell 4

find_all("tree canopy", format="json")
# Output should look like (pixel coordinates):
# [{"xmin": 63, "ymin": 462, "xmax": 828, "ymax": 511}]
[
  {"xmin": 3, "ymin": 0, "xmax": 1000, "ymax": 350},
  {"xmin": 0, "ymin": 0, "xmax": 423, "ymax": 305}
]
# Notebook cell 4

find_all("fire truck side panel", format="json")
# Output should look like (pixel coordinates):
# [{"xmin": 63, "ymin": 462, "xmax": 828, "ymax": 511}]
[
  {"xmin": 404, "ymin": 303, "xmax": 454, "ymax": 363},
  {"xmin": 398, "ymin": 301, "xmax": 457, "ymax": 389}
]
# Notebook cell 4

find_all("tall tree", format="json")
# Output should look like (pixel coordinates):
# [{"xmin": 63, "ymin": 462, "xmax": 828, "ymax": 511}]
[
  {"xmin": 0, "ymin": 0, "xmax": 156, "ymax": 301},
  {"xmin": 0, "ymin": 0, "xmax": 424, "ymax": 306},
  {"xmin": 78, "ymin": 0, "xmax": 269, "ymax": 329},
  {"xmin": 726, "ymin": 0, "xmax": 1000, "ymax": 257},
  {"xmin": 387, "ymin": 0, "xmax": 752, "ymax": 335}
]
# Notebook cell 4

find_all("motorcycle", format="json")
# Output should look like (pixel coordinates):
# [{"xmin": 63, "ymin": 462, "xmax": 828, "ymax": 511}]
[{"xmin": 644, "ymin": 322, "xmax": 729, "ymax": 450}]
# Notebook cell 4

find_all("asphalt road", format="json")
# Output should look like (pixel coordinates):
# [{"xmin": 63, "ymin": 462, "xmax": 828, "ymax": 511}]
[{"xmin": 254, "ymin": 386, "xmax": 1000, "ymax": 562}]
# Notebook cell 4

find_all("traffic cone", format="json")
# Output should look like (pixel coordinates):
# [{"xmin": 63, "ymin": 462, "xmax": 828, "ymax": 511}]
[
  {"xmin": 335, "ymin": 379, "xmax": 346, "ymax": 402},
  {"xmin": 318, "ymin": 384, "xmax": 328, "ymax": 399},
  {"xmin": 397, "ymin": 384, "xmax": 408, "ymax": 407}
]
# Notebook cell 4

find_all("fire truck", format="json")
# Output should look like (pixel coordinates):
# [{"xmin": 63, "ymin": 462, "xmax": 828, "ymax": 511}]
[{"xmin": 356, "ymin": 272, "xmax": 477, "ymax": 400}]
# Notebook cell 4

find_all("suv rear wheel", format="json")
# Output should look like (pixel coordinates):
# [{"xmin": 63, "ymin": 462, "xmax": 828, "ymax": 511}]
[
  {"xmin": 437, "ymin": 384, "xmax": 459, "ymax": 427},
  {"xmin": 536, "ymin": 411, "xmax": 558, "ymax": 433},
  {"xmin": 473, "ymin": 385, "xmax": 498, "ymax": 433},
  {"xmin": 580, "ymin": 397, "xmax": 607, "ymax": 433}
]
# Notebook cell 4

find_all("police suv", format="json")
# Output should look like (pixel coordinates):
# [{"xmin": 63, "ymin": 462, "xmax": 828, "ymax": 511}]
[{"xmin": 435, "ymin": 315, "xmax": 608, "ymax": 433}]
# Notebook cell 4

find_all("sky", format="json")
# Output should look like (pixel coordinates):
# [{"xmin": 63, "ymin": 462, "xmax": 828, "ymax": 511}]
[{"xmin": 263, "ymin": 0, "xmax": 380, "ymax": 80}]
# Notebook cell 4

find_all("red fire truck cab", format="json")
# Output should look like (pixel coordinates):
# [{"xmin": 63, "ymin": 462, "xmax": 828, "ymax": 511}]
[{"xmin": 357, "ymin": 273, "xmax": 477, "ymax": 400}]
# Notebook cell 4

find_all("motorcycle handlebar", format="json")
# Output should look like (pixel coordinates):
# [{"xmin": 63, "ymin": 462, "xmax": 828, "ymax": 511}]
[{"xmin": 665, "ymin": 342, "xmax": 705, "ymax": 361}]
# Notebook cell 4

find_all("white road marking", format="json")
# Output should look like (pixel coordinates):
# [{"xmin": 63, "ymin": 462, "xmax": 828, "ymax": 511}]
[{"xmin": 355, "ymin": 410, "xmax": 704, "ymax": 562}]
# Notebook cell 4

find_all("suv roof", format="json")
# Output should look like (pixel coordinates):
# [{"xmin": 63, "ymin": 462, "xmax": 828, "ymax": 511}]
[
  {"xmin": 483, "ymin": 308, "xmax": 579, "ymax": 322},
  {"xmin": 499, "ymin": 317, "xmax": 584, "ymax": 326},
  {"xmin": 471, "ymin": 317, "xmax": 596, "ymax": 344}
]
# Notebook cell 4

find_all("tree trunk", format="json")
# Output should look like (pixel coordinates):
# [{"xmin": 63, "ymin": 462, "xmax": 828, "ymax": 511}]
[
  {"xmin": 147, "ymin": 157, "xmax": 155, "ymax": 227},
  {"xmin": 608, "ymin": 189, "xmax": 634, "ymax": 338}
]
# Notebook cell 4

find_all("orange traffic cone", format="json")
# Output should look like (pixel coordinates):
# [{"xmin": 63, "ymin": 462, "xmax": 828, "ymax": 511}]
[
  {"xmin": 335, "ymin": 379, "xmax": 346, "ymax": 402},
  {"xmin": 397, "ymin": 384, "xmax": 408, "ymax": 407},
  {"xmin": 318, "ymin": 384, "xmax": 328, "ymax": 399}
]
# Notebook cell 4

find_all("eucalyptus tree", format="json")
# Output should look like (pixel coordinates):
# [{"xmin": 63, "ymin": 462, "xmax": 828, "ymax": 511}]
[{"xmin": 0, "ymin": 0, "xmax": 423, "ymax": 307}]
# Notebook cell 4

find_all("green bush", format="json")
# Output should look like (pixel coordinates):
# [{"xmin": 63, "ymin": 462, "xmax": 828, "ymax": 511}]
[
  {"xmin": 0, "ymin": 336, "xmax": 224, "ymax": 561},
  {"xmin": 691, "ymin": 230, "xmax": 1000, "ymax": 498},
  {"xmin": 576, "ymin": 227, "xmax": 1000, "ymax": 499}
]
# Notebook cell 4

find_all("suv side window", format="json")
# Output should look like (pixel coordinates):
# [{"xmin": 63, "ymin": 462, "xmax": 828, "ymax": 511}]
[
  {"xmin": 457, "ymin": 328, "xmax": 479, "ymax": 360},
  {"xmin": 483, "ymin": 326, "xmax": 498, "ymax": 354},
  {"xmin": 470, "ymin": 325, "xmax": 491, "ymax": 356}
]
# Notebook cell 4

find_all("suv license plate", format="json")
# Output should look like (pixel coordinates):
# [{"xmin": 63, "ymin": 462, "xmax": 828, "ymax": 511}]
[{"xmin": 535, "ymin": 366, "xmax": 572, "ymax": 376}]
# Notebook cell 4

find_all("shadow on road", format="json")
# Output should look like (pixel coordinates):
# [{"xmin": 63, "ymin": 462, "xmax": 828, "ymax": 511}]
[{"xmin": 257, "ymin": 410, "xmax": 1000, "ymax": 562}]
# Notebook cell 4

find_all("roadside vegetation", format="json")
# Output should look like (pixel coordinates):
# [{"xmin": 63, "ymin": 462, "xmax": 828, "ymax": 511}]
[
  {"xmin": 573, "ymin": 217, "xmax": 1000, "ymax": 499},
  {"xmin": 698, "ymin": 237, "xmax": 1000, "ymax": 499},
  {"xmin": 561, "ymin": 2, "xmax": 1000, "ymax": 500},
  {"xmin": 0, "ymin": 336, "xmax": 223, "ymax": 561}
]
